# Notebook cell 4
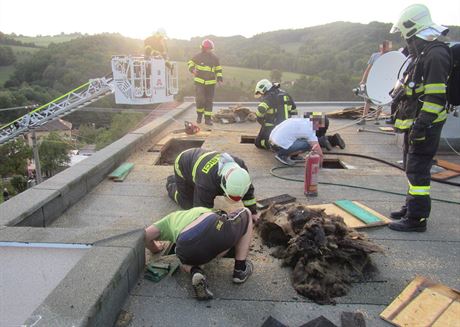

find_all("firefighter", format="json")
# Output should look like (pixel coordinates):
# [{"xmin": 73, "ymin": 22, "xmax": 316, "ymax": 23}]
[
  {"xmin": 165, "ymin": 148, "xmax": 258, "ymax": 219},
  {"xmin": 188, "ymin": 39, "xmax": 223, "ymax": 125},
  {"xmin": 388, "ymin": 4, "xmax": 451, "ymax": 232},
  {"xmin": 254, "ymin": 79, "xmax": 297, "ymax": 150},
  {"xmin": 145, "ymin": 207, "xmax": 256, "ymax": 300},
  {"xmin": 144, "ymin": 28, "xmax": 168, "ymax": 58}
]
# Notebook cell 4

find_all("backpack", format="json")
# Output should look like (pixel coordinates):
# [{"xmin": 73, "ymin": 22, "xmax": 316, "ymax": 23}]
[{"xmin": 447, "ymin": 42, "xmax": 460, "ymax": 108}]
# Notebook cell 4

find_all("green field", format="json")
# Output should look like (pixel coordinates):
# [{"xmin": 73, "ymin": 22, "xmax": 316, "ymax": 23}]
[
  {"xmin": 176, "ymin": 61, "xmax": 303, "ymax": 85},
  {"xmin": 13, "ymin": 35, "xmax": 80, "ymax": 47}
]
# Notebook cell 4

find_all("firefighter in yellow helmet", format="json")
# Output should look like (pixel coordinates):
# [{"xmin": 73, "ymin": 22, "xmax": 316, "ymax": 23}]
[
  {"xmin": 187, "ymin": 39, "xmax": 223, "ymax": 125},
  {"xmin": 165, "ymin": 148, "xmax": 258, "ymax": 218},
  {"xmin": 388, "ymin": 4, "xmax": 451, "ymax": 232}
]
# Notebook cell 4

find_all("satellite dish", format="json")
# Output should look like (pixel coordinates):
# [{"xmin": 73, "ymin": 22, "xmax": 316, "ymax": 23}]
[{"xmin": 366, "ymin": 51, "xmax": 409, "ymax": 106}]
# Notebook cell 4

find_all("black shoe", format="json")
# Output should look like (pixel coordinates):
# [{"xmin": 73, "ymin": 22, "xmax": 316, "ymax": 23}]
[
  {"xmin": 390, "ymin": 206, "xmax": 407, "ymax": 220},
  {"xmin": 233, "ymin": 260, "xmax": 253, "ymax": 284},
  {"xmin": 319, "ymin": 136, "xmax": 332, "ymax": 151},
  {"xmin": 205, "ymin": 118, "xmax": 213, "ymax": 126},
  {"xmin": 333, "ymin": 133, "xmax": 346, "ymax": 149},
  {"xmin": 290, "ymin": 155, "xmax": 305, "ymax": 162},
  {"xmin": 196, "ymin": 114, "xmax": 203, "ymax": 124},
  {"xmin": 192, "ymin": 272, "xmax": 214, "ymax": 300},
  {"xmin": 275, "ymin": 154, "xmax": 295, "ymax": 166},
  {"xmin": 388, "ymin": 217, "xmax": 427, "ymax": 232},
  {"xmin": 385, "ymin": 117, "xmax": 395, "ymax": 125}
]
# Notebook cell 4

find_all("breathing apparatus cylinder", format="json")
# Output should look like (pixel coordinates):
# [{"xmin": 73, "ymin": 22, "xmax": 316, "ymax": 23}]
[{"xmin": 304, "ymin": 152, "xmax": 320, "ymax": 197}]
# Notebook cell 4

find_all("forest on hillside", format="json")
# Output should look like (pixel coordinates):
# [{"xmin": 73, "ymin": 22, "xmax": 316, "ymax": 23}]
[{"xmin": 1, "ymin": 22, "xmax": 459, "ymax": 124}]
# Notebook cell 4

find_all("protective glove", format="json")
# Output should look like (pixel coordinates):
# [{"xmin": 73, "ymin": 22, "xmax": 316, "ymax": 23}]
[{"xmin": 409, "ymin": 127, "xmax": 426, "ymax": 145}]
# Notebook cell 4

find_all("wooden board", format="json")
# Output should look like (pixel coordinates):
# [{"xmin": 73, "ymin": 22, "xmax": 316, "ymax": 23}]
[
  {"xmin": 435, "ymin": 159, "xmax": 460, "ymax": 173},
  {"xmin": 432, "ymin": 170, "xmax": 460, "ymax": 180},
  {"xmin": 380, "ymin": 276, "xmax": 460, "ymax": 327},
  {"xmin": 392, "ymin": 288, "xmax": 453, "ymax": 326},
  {"xmin": 334, "ymin": 200, "xmax": 383, "ymax": 224},
  {"xmin": 432, "ymin": 301, "xmax": 460, "ymax": 327},
  {"xmin": 307, "ymin": 201, "xmax": 391, "ymax": 229},
  {"xmin": 379, "ymin": 126, "xmax": 395, "ymax": 132}
]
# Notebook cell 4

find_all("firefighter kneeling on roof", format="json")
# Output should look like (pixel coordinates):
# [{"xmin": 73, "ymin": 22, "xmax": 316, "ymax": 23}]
[{"xmin": 165, "ymin": 148, "xmax": 259, "ymax": 221}]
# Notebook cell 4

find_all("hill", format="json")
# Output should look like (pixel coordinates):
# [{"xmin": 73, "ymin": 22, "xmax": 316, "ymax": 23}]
[{"xmin": 1, "ymin": 22, "xmax": 459, "ymax": 122}]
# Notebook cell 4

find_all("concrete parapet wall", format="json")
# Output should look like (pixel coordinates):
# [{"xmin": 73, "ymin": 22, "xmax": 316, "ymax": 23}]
[{"xmin": 0, "ymin": 102, "xmax": 193, "ymax": 227}]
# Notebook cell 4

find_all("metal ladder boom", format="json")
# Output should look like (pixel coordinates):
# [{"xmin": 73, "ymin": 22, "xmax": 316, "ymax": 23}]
[{"xmin": 0, "ymin": 77, "xmax": 113, "ymax": 144}]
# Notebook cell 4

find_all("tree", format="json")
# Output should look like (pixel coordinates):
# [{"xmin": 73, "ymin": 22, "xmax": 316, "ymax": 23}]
[
  {"xmin": 10, "ymin": 175, "xmax": 27, "ymax": 193},
  {"xmin": 0, "ymin": 46, "xmax": 16, "ymax": 66},
  {"xmin": 39, "ymin": 132, "xmax": 71, "ymax": 177},
  {"xmin": 0, "ymin": 138, "xmax": 32, "ymax": 178}
]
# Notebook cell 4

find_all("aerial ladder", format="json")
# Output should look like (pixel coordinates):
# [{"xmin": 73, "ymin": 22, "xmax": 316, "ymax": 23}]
[{"xmin": 0, "ymin": 57, "xmax": 178, "ymax": 144}]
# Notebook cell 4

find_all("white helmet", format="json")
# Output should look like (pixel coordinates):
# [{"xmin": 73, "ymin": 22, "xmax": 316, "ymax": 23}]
[
  {"xmin": 220, "ymin": 162, "xmax": 251, "ymax": 202},
  {"xmin": 390, "ymin": 4, "xmax": 448, "ymax": 40},
  {"xmin": 254, "ymin": 79, "xmax": 273, "ymax": 98}
]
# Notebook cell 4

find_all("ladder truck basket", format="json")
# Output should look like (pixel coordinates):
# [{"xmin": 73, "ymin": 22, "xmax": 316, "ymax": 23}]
[{"xmin": 111, "ymin": 56, "xmax": 178, "ymax": 105}]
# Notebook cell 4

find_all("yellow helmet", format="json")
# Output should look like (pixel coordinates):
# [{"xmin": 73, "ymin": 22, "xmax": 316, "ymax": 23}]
[{"xmin": 390, "ymin": 4, "xmax": 447, "ymax": 40}]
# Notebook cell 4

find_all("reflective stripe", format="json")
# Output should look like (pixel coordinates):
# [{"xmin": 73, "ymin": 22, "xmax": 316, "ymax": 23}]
[
  {"xmin": 259, "ymin": 102, "xmax": 269, "ymax": 109},
  {"xmin": 174, "ymin": 150, "xmax": 189, "ymax": 179},
  {"xmin": 174, "ymin": 190, "xmax": 179, "ymax": 203},
  {"xmin": 192, "ymin": 151, "xmax": 217, "ymax": 182},
  {"xmin": 255, "ymin": 110, "xmax": 263, "ymax": 117},
  {"xmin": 261, "ymin": 139, "xmax": 266, "ymax": 148},
  {"xmin": 408, "ymin": 181, "xmax": 430, "ymax": 196},
  {"xmin": 433, "ymin": 109, "xmax": 447, "ymax": 123},
  {"xmin": 196, "ymin": 108, "xmax": 205, "ymax": 113},
  {"xmin": 187, "ymin": 60, "xmax": 195, "ymax": 69},
  {"xmin": 195, "ymin": 64, "xmax": 213, "ymax": 72},
  {"xmin": 283, "ymin": 95, "xmax": 289, "ymax": 120},
  {"xmin": 421, "ymin": 101, "xmax": 444, "ymax": 114},
  {"xmin": 194, "ymin": 77, "xmax": 217, "ymax": 85},
  {"xmin": 215, "ymin": 65, "xmax": 222, "ymax": 70},
  {"xmin": 415, "ymin": 85, "xmax": 424, "ymax": 93},
  {"xmin": 216, "ymin": 73, "xmax": 223, "ymax": 77},
  {"xmin": 264, "ymin": 122, "xmax": 274, "ymax": 126},
  {"xmin": 394, "ymin": 118, "xmax": 414, "ymax": 130},
  {"xmin": 243, "ymin": 198, "xmax": 257, "ymax": 206},
  {"xmin": 424, "ymin": 83, "xmax": 446, "ymax": 94},
  {"xmin": 204, "ymin": 111, "xmax": 212, "ymax": 117}
]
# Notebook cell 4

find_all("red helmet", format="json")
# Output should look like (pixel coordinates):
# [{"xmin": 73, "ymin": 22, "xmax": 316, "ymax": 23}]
[{"xmin": 201, "ymin": 39, "xmax": 214, "ymax": 50}]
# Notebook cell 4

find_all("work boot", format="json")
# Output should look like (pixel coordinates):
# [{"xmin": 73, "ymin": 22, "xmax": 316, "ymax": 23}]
[
  {"xmin": 192, "ymin": 272, "xmax": 214, "ymax": 300},
  {"xmin": 385, "ymin": 117, "xmax": 395, "ymax": 125},
  {"xmin": 233, "ymin": 260, "xmax": 254, "ymax": 284},
  {"xmin": 318, "ymin": 136, "xmax": 332, "ymax": 151},
  {"xmin": 275, "ymin": 154, "xmax": 295, "ymax": 166},
  {"xmin": 390, "ymin": 206, "xmax": 407, "ymax": 220},
  {"xmin": 388, "ymin": 217, "xmax": 427, "ymax": 232},
  {"xmin": 196, "ymin": 113, "xmax": 203, "ymax": 124},
  {"xmin": 328, "ymin": 134, "xmax": 346, "ymax": 149},
  {"xmin": 205, "ymin": 117, "xmax": 213, "ymax": 126}
]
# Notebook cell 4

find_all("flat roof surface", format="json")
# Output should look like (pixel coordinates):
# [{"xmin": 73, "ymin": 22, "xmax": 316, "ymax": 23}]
[
  {"xmin": 50, "ymin": 105, "xmax": 460, "ymax": 326},
  {"xmin": 0, "ymin": 245, "xmax": 88, "ymax": 327}
]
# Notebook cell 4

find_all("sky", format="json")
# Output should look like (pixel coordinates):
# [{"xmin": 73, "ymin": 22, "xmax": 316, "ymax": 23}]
[{"xmin": 0, "ymin": 0, "xmax": 459, "ymax": 40}]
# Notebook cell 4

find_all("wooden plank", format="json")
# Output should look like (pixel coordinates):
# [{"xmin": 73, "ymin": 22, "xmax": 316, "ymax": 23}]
[
  {"xmin": 379, "ymin": 126, "xmax": 395, "ymax": 132},
  {"xmin": 432, "ymin": 301, "xmax": 460, "ymax": 327},
  {"xmin": 432, "ymin": 170, "xmax": 460, "ymax": 180},
  {"xmin": 307, "ymin": 201, "xmax": 390, "ymax": 229},
  {"xmin": 334, "ymin": 200, "xmax": 382, "ymax": 224},
  {"xmin": 435, "ymin": 159, "xmax": 460, "ymax": 173},
  {"xmin": 380, "ymin": 276, "xmax": 428, "ymax": 322},
  {"xmin": 393, "ymin": 288, "xmax": 453, "ymax": 326}
]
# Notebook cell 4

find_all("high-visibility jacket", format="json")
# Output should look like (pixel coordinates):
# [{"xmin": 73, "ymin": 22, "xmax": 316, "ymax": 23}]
[
  {"xmin": 187, "ymin": 51, "xmax": 223, "ymax": 86},
  {"xmin": 394, "ymin": 40, "xmax": 451, "ymax": 132},
  {"xmin": 256, "ymin": 87, "xmax": 297, "ymax": 127},
  {"xmin": 174, "ymin": 148, "xmax": 257, "ymax": 213}
]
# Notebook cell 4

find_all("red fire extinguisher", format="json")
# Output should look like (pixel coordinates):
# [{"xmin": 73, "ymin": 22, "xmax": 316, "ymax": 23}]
[{"xmin": 304, "ymin": 152, "xmax": 320, "ymax": 197}]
